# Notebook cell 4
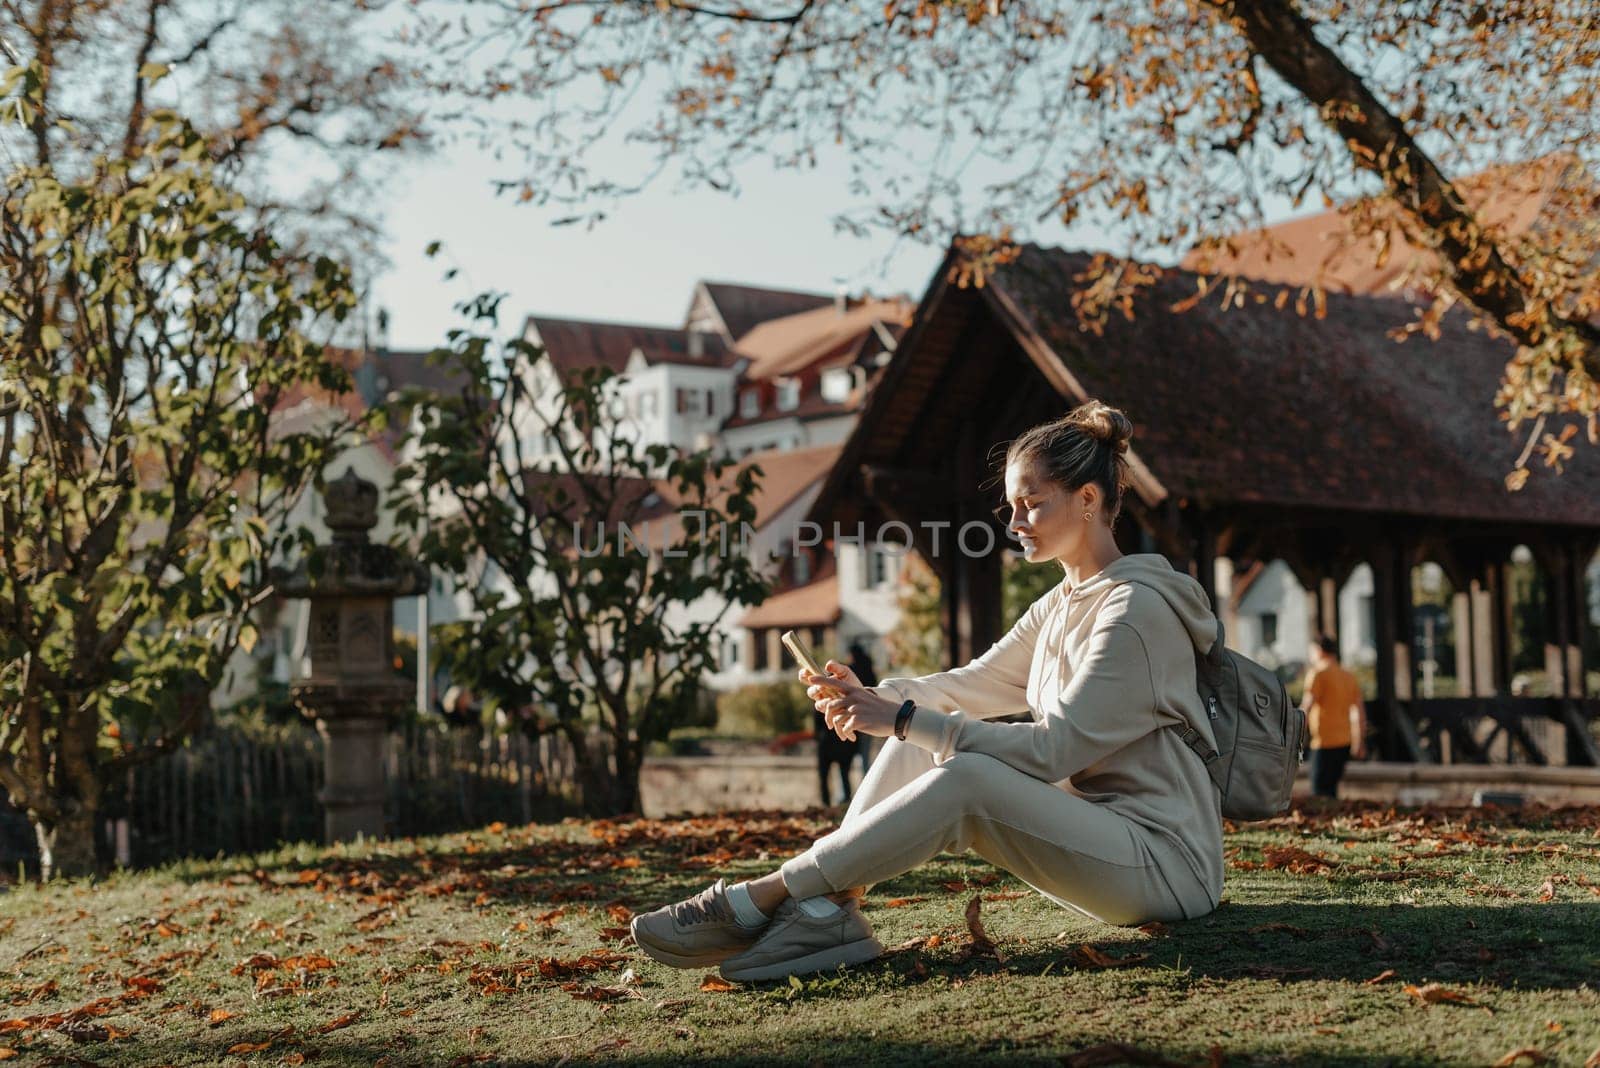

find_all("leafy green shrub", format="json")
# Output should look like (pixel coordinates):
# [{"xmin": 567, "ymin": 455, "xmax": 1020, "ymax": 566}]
[{"xmin": 715, "ymin": 680, "xmax": 813, "ymax": 738}]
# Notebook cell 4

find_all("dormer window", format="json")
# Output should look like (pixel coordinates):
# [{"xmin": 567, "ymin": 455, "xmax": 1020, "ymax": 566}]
[
  {"xmin": 740, "ymin": 389, "xmax": 760, "ymax": 418},
  {"xmin": 776, "ymin": 378, "xmax": 800, "ymax": 412},
  {"xmin": 820, "ymin": 367, "xmax": 852, "ymax": 403}
]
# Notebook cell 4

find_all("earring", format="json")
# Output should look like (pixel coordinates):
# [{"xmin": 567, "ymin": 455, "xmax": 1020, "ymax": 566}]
[{"xmin": 1083, "ymin": 512, "xmax": 1094, "ymax": 522}]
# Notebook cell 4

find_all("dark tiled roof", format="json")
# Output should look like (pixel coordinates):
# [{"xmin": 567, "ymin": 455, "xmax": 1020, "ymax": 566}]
[
  {"xmin": 701, "ymin": 282, "xmax": 834, "ymax": 342},
  {"xmin": 361, "ymin": 349, "xmax": 473, "ymax": 406},
  {"xmin": 528, "ymin": 317, "xmax": 734, "ymax": 379},
  {"xmin": 990, "ymin": 244, "xmax": 1600, "ymax": 526},
  {"xmin": 515, "ymin": 470, "xmax": 683, "ymax": 529}
]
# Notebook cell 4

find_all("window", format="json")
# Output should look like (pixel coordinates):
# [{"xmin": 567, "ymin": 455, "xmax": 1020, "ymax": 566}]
[
  {"xmin": 861, "ymin": 546, "xmax": 888, "ymax": 589},
  {"xmin": 793, "ymin": 551, "xmax": 811, "ymax": 585},
  {"xmin": 675, "ymin": 388, "xmax": 706, "ymax": 416},
  {"xmin": 1261, "ymin": 612, "xmax": 1278, "ymax": 648},
  {"xmin": 704, "ymin": 388, "xmax": 715, "ymax": 416},
  {"xmin": 751, "ymin": 629, "xmax": 768, "ymax": 670},
  {"xmin": 740, "ymin": 389, "xmax": 760, "ymax": 418},
  {"xmin": 776, "ymin": 378, "xmax": 800, "ymax": 411},
  {"xmin": 724, "ymin": 637, "xmax": 741, "ymax": 670},
  {"xmin": 639, "ymin": 391, "xmax": 658, "ymax": 418},
  {"xmin": 820, "ymin": 367, "xmax": 852, "ymax": 403}
]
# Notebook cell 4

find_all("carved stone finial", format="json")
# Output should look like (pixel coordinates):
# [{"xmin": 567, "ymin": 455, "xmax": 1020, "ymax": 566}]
[{"xmin": 323, "ymin": 467, "xmax": 379, "ymax": 537}]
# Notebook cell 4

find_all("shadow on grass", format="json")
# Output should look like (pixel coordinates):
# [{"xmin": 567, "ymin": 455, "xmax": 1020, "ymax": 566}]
[
  {"xmin": 863, "ymin": 899, "xmax": 1600, "ymax": 994},
  {"xmin": 88, "ymin": 1032, "xmax": 1517, "ymax": 1068}
]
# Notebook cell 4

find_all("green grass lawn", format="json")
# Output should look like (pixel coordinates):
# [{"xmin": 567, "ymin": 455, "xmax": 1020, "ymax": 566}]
[{"xmin": 2, "ymin": 801, "xmax": 1598, "ymax": 1067}]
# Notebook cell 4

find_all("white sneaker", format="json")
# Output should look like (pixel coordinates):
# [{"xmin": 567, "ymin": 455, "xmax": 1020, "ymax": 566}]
[
  {"xmin": 718, "ymin": 898, "xmax": 884, "ymax": 982},
  {"xmin": 630, "ymin": 878, "xmax": 764, "ymax": 968}
]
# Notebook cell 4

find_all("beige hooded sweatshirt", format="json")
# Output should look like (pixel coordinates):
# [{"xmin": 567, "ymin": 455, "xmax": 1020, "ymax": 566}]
[{"xmin": 876, "ymin": 553, "xmax": 1225, "ymax": 909}]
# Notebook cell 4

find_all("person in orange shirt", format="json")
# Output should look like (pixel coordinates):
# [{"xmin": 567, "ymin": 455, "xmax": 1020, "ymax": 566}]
[{"xmin": 1300, "ymin": 635, "xmax": 1369, "ymax": 799}]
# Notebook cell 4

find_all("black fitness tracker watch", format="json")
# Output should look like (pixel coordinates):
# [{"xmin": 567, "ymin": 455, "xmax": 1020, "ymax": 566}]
[{"xmin": 893, "ymin": 699, "xmax": 916, "ymax": 741}]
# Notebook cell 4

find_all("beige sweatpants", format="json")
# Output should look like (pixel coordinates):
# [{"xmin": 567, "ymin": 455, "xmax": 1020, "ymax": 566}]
[{"xmin": 778, "ymin": 738, "xmax": 1216, "ymax": 926}]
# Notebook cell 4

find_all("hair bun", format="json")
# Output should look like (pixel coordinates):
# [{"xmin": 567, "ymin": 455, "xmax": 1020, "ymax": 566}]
[{"xmin": 1073, "ymin": 401, "xmax": 1132, "ymax": 455}]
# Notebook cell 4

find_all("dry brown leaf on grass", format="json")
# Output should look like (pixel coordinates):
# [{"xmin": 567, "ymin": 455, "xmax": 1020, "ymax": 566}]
[
  {"xmin": 699, "ymin": 975, "xmax": 737, "ymax": 993},
  {"xmin": 316, "ymin": 1010, "xmax": 363, "ymax": 1034},
  {"xmin": 1404, "ymin": 983, "xmax": 1484, "ymax": 1009},
  {"xmin": 1364, "ymin": 969, "xmax": 1397, "ymax": 985},
  {"xmin": 1585, "ymin": 1047, "xmax": 1600, "ymax": 1068},
  {"xmin": 0, "ymin": 1049, "xmax": 17, "ymax": 1061},
  {"xmin": 1492, "ymin": 1049, "xmax": 1547, "ymax": 1067},
  {"xmin": 1060, "ymin": 1041, "xmax": 1196, "ymax": 1067},
  {"xmin": 1259, "ymin": 845, "xmax": 1338, "ymax": 874},
  {"xmin": 962, "ymin": 896, "xmax": 1006, "ymax": 963},
  {"xmin": 884, "ymin": 896, "xmax": 928, "ymax": 908},
  {"xmin": 1072, "ymin": 944, "xmax": 1151, "ymax": 970},
  {"xmin": 564, "ymin": 984, "xmax": 643, "ymax": 1002}
]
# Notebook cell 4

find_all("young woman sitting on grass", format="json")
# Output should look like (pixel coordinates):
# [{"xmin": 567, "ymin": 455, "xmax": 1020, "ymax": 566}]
[{"xmin": 631, "ymin": 400, "xmax": 1225, "ymax": 982}]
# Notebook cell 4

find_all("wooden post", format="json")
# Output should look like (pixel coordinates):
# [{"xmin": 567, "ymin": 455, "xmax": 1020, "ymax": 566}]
[
  {"xmin": 1568, "ymin": 537, "xmax": 1596, "ymax": 699},
  {"xmin": 1318, "ymin": 576, "xmax": 1340, "ymax": 646},
  {"xmin": 1493, "ymin": 558, "xmax": 1514, "ymax": 695},
  {"xmin": 1548, "ymin": 543, "xmax": 1573, "ymax": 698},
  {"xmin": 1195, "ymin": 518, "xmax": 1218, "ymax": 612},
  {"xmin": 1469, "ymin": 573, "xmax": 1496, "ymax": 697},
  {"xmin": 1373, "ymin": 543, "xmax": 1404, "ymax": 758}
]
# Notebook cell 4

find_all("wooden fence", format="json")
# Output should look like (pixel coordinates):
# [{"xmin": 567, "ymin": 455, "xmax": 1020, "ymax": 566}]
[{"xmin": 0, "ymin": 726, "xmax": 602, "ymax": 873}]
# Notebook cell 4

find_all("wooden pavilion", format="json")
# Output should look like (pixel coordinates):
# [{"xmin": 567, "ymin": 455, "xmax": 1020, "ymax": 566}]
[{"xmin": 806, "ymin": 243, "xmax": 1600, "ymax": 766}]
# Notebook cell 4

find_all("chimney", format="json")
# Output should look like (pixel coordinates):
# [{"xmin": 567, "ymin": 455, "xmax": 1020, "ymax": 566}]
[
  {"xmin": 687, "ymin": 330, "xmax": 705, "ymax": 358},
  {"xmin": 834, "ymin": 284, "xmax": 848, "ymax": 316}
]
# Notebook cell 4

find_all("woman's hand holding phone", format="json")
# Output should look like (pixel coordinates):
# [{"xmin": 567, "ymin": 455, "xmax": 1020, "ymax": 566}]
[{"xmin": 805, "ymin": 661, "xmax": 899, "ymax": 741}]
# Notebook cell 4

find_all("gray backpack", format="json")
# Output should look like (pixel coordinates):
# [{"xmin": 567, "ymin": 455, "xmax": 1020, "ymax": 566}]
[{"xmin": 1173, "ymin": 619, "xmax": 1308, "ymax": 821}]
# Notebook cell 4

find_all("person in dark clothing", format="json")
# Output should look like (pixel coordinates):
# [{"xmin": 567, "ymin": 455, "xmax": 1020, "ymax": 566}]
[
  {"xmin": 815, "ymin": 702, "xmax": 858, "ymax": 806},
  {"xmin": 846, "ymin": 641, "xmax": 879, "ymax": 779},
  {"xmin": 813, "ymin": 640, "xmax": 877, "ymax": 805}
]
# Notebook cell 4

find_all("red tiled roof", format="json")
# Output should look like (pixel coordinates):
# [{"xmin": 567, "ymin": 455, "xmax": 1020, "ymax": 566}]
[
  {"xmin": 700, "ymin": 282, "xmax": 834, "ymax": 342},
  {"xmin": 728, "ymin": 443, "xmax": 843, "ymax": 529},
  {"xmin": 1181, "ymin": 154, "xmax": 1597, "ymax": 299},
  {"xmin": 739, "ymin": 574, "xmax": 840, "ymax": 628},
  {"xmin": 736, "ymin": 298, "xmax": 914, "ymax": 381},
  {"xmin": 987, "ymin": 243, "xmax": 1600, "ymax": 525},
  {"xmin": 526, "ymin": 316, "xmax": 735, "ymax": 379}
]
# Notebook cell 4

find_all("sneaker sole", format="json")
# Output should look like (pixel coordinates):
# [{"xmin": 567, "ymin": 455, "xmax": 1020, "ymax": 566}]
[
  {"xmin": 629, "ymin": 915, "xmax": 746, "ymax": 969},
  {"xmin": 719, "ymin": 936, "xmax": 885, "ymax": 982}
]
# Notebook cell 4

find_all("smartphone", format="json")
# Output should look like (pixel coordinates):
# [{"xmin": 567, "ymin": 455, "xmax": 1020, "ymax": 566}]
[
  {"xmin": 784, "ymin": 630, "xmax": 849, "ymax": 737},
  {"xmin": 781, "ymin": 630, "xmax": 825, "ymax": 678},
  {"xmin": 783, "ymin": 630, "xmax": 843, "ymax": 695}
]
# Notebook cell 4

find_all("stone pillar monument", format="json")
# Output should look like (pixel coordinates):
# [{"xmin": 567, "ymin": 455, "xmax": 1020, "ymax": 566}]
[{"xmin": 278, "ymin": 468, "xmax": 429, "ymax": 843}]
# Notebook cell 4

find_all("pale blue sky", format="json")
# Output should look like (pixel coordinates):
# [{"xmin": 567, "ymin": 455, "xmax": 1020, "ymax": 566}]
[{"xmin": 367, "ymin": 140, "xmax": 1131, "ymax": 352}]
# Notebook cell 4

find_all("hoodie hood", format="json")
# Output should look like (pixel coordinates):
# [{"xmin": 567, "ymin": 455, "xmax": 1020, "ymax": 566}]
[{"xmin": 1070, "ymin": 553, "xmax": 1221, "ymax": 657}]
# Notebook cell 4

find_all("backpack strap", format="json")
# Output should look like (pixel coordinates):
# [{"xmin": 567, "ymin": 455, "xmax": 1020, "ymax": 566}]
[
  {"xmin": 1203, "ymin": 616, "xmax": 1228, "ymax": 666},
  {"xmin": 1175, "ymin": 724, "xmax": 1220, "ymax": 764}
]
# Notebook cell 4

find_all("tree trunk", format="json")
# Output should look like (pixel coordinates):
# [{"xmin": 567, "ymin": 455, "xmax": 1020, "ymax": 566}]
[
  {"xmin": 1222, "ymin": 0, "xmax": 1600, "ymax": 374},
  {"xmin": 33, "ymin": 802, "xmax": 99, "ymax": 880}
]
